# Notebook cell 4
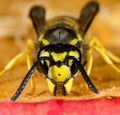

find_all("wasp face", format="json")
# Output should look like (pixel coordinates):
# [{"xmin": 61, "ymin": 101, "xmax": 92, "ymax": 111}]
[{"xmin": 38, "ymin": 43, "xmax": 81, "ymax": 95}]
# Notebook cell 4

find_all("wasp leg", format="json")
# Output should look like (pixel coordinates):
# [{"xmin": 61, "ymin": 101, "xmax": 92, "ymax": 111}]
[
  {"xmin": 85, "ymin": 55, "xmax": 93, "ymax": 76},
  {"xmin": 0, "ymin": 52, "xmax": 25, "ymax": 76},
  {"xmin": 0, "ymin": 39, "xmax": 37, "ymax": 97},
  {"xmin": 0, "ymin": 39, "xmax": 35, "ymax": 77},
  {"xmin": 84, "ymin": 42, "xmax": 94, "ymax": 75},
  {"xmin": 88, "ymin": 37, "xmax": 120, "ymax": 73},
  {"xmin": 25, "ymin": 39, "xmax": 37, "ymax": 97}
]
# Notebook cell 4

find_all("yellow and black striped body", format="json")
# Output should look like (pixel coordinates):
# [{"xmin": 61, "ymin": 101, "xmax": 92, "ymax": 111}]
[{"xmin": 10, "ymin": 1, "xmax": 99, "ymax": 100}]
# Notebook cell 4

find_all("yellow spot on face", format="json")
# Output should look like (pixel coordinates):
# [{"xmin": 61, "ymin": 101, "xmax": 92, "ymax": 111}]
[
  {"xmin": 69, "ymin": 51, "xmax": 79, "ymax": 58},
  {"xmin": 64, "ymin": 78, "xmax": 73, "ymax": 94},
  {"xmin": 46, "ymin": 78, "xmax": 55, "ymax": 94},
  {"xmin": 69, "ymin": 38, "xmax": 78, "ymax": 45},
  {"xmin": 51, "ymin": 52, "xmax": 67, "ymax": 62},
  {"xmin": 48, "ymin": 65, "xmax": 71, "ymax": 82},
  {"xmin": 68, "ymin": 51, "xmax": 80, "ymax": 66},
  {"xmin": 40, "ymin": 51, "xmax": 49, "ymax": 57}
]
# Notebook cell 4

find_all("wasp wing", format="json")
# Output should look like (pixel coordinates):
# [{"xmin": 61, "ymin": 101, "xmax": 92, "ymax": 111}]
[
  {"xmin": 29, "ymin": 6, "xmax": 46, "ymax": 35},
  {"xmin": 78, "ymin": 1, "xmax": 99, "ymax": 36}
]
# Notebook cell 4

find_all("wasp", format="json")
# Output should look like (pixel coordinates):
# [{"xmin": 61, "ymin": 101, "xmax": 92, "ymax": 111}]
[{"xmin": 0, "ymin": 1, "xmax": 120, "ymax": 101}]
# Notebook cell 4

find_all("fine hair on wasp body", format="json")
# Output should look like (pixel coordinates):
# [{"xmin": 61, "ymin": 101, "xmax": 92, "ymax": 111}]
[{"xmin": 1, "ymin": 1, "xmax": 120, "ymax": 101}]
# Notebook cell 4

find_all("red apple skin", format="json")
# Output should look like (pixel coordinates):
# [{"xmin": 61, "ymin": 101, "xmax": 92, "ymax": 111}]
[{"xmin": 0, "ymin": 98, "xmax": 120, "ymax": 115}]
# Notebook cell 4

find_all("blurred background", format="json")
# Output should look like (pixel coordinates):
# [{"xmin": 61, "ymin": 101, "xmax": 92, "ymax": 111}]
[
  {"xmin": 0, "ymin": 0, "xmax": 120, "ymax": 46},
  {"xmin": 0, "ymin": 0, "xmax": 120, "ymax": 102}
]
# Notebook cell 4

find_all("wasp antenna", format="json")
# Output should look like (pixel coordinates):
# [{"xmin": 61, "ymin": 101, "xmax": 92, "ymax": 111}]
[
  {"xmin": 79, "ymin": 63, "xmax": 98, "ymax": 94},
  {"xmin": 74, "ymin": 58, "xmax": 99, "ymax": 94},
  {"xmin": 78, "ymin": 1, "xmax": 99, "ymax": 36},
  {"xmin": 65, "ymin": 56, "xmax": 98, "ymax": 94},
  {"xmin": 11, "ymin": 60, "xmax": 40, "ymax": 101},
  {"xmin": 29, "ymin": 6, "xmax": 46, "ymax": 35}
]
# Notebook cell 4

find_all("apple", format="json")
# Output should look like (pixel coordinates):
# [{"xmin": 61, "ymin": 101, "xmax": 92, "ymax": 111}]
[{"xmin": 0, "ymin": 98, "xmax": 120, "ymax": 115}]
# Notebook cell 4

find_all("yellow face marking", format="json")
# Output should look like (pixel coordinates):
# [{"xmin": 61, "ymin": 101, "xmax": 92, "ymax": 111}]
[
  {"xmin": 48, "ymin": 65, "xmax": 71, "ymax": 82},
  {"xmin": 68, "ymin": 51, "xmax": 80, "ymax": 66},
  {"xmin": 69, "ymin": 51, "xmax": 79, "ymax": 58},
  {"xmin": 64, "ymin": 78, "xmax": 73, "ymax": 94},
  {"xmin": 46, "ymin": 78, "xmax": 73, "ymax": 95},
  {"xmin": 69, "ymin": 38, "xmax": 78, "ymax": 45},
  {"xmin": 46, "ymin": 78, "xmax": 55, "ymax": 94},
  {"xmin": 40, "ymin": 51, "xmax": 49, "ymax": 57},
  {"xmin": 51, "ymin": 52, "xmax": 67, "ymax": 62}
]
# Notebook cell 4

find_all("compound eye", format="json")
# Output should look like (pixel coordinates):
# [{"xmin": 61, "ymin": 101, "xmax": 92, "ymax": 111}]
[
  {"xmin": 70, "ymin": 62, "xmax": 78, "ymax": 75},
  {"xmin": 39, "ymin": 60, "xmax": 48, "ymax": 75}
]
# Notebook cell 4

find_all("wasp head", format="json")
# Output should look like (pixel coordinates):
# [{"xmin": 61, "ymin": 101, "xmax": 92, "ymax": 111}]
[{"xmin": 38, "ymin": 43, "xmax": 81, "ymax": 96}]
